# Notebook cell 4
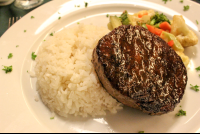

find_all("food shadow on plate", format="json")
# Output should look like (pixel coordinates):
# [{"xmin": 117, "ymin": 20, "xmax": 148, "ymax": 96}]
[
  {"xmin": 103, "ymin": 106, "xmax": 179, "ymax": 133},
  {"xmin": 184, "ymin": 46, "xmax": 198, "ymax": 59},
  {"xmin": 52, "ymin": 105, "xmax": 182, "ymax": 133},
  {"xmin": 104, "ymin": 92, "xmax": 187, "ymax": 133}
]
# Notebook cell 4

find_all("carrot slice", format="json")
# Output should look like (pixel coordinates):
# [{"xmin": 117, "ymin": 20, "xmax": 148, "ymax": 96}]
[
  {"xmin": 138, "ymin": 12, "xmax": 148, "ymax": 18},
  {"xmin": 154, "ymin": 28, "xmax": 163, "ymax": 36},
  {"xmin": 146, "ymin": 24, "xmax": 155, "ymax": 33},
  {"xmin": 167, "ymin": 40, "xmax": 174, "ymax": 47},
  {"xmin": 146, "ymin": 24, "xmax": 164, "ymax": 36},
  {"xmin": 159, "ymin": 22, "xmax": 171, "ymax": 32}
]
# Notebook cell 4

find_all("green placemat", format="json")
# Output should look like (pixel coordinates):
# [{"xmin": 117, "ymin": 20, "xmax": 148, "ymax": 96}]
[{"xmin": 0, "ymin": 0, "xmax": 51, "ymax": 37}]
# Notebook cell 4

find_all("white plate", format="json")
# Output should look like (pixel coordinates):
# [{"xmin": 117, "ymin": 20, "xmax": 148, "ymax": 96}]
[{"xmin": 0, "ymin": 0, "xmax": 200, "ymax": 133}]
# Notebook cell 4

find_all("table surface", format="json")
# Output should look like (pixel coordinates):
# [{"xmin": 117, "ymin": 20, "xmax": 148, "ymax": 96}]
[{"xmin": 0, "ymin": 0, "xmax": 199, "ymax": 37}]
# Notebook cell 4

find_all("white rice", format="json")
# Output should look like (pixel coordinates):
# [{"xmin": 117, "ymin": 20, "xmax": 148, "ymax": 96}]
[{"xmin": 35, "ymin": 24, "xmax": 123, "ymax": 117}]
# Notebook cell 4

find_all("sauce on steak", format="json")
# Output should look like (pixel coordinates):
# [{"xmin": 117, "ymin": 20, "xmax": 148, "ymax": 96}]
[{"xmin": 92, "ymin": 25, "xmax": 187, "ymax": 115}]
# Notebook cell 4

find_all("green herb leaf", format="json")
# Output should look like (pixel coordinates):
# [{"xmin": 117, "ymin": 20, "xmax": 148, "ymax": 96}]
[
  {"xmin": 190, "ymin": 84, "xmax": 199, "ymax": 92},
  {"xmin": 184, "ymin": 5, "xmax": 189, "ymax": 11},
  {"xmin": 58, "ymin": 17, "xmax": 61, "ymax": 20},
  {"xmin": 106, "ymin": 14, "xmax": 109, "ymax": 18},
  {"xmin": 31, "ymin": 16, "xmax": 34, "ymax": 19},
  {"xmin": 196, "ymin": 20, "xmax": 199, "ymax": 25},
  {"xmin": 176, "ymin": 109, "xmax": 186, "ymax": 116},
  {"xmin": 50, "ymin": 117, "xmax": 54, "ymax": 120},
  {"xmin": 77, "ymin": 5, "xmax": 80, "ymax": 7},
  {"xmin": 16, "ymin": 45, "xmax": 19, "ymax": 47},
  {"xmin": 195, "ymin": 66, "xmax": 200, "ymax": 71},
  {"xmin": 162, "ymin": 0, "xmax": 172, "ymax": 4},
  {"xmin": 8, "ymin": 53, "xmax": 13, "ymax": 59},
  {"xmin": 138, "ymin": 131, "xmax": 144, "ymax": 133},
  {"xmin": 85, "ymin": 2, "xmax": 88, "ymax": 7},
  {"xmin": 180, "ymin": 0, "xmax": 183, "ymax": 3},
  {"xmin": 50, "ymin": 33, "xmax": 54, "ymax": 36},
  {"xmin": 24, "ymin": 30, "xmax": 27, "ymax": 32},
  {"xmin": 2, "ymin": 65, "xmax": 12, "ymax": 73},
  {"xmin": 77, "ymin": 22, "xmax": 80, "ymax": 24},
  {"xmin": 31, "ymin": 52, "xmax": 37, "ymax": 60}
]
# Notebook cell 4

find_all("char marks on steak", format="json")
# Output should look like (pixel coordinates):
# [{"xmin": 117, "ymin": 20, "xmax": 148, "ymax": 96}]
[{"xmin": 92, "ymin": 25, "xmax": 187, "ymax": 115}]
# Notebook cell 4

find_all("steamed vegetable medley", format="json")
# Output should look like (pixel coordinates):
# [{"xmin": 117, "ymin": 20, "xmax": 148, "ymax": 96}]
[{"xmin": 107, "ymin": 10, "xmax": 198, "ymax": 67}]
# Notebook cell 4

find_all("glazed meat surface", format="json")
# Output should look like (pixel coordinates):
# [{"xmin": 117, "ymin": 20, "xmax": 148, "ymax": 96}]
[{"xmin": 92, "ymin": 25, "xmax": 187, "ymax": 115}]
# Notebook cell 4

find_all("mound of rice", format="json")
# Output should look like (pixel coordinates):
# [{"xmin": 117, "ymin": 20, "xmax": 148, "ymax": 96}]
[{"xmin": 35, "ymin": 25, "xmax": 123, "ymax": 117}]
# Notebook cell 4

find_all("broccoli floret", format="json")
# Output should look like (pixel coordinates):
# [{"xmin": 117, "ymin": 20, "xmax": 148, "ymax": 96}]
[
  {"xmin": 150, "ymin": 12, "xmax": 171, "ymax": 25},
  {"xmin": 120, "ymin": 10, "xmax": 130, "ymax": 25}
]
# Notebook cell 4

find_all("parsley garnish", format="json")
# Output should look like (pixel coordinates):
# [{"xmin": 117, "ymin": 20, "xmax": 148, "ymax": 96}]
[
  {"xmin": 50, "ymin": 117, "xmax": 54, "ymax": 120},
  {"xmin": 162, "ymin": 0, "xmax": 171, "ymax": 4},
  {"xmin": 24, "ymin": 30, "xmax": 27, "ymax": 32},
  {"xmin": 106, "ymin": 14, "xmax": 109, "ymax": 18},
  {"xmin": 8, "ymin": 53, "xmax": 13, "ymax": 59},
  {"xmin": 31, "ymin": 52, "xmax": 37, "ymax": 60},
  {"xmin": 50, "ymin": 33, "xmax": 54, "ymax": 36},
  {"xmin": 190, "ymin": 84, "xmax": 199, "ymax": 92},
  {"xmin": 77, "ymin": 22, "xmax": 80, "ymax": 24},
  {"xmin": 176, "ymin": 109, "xmax": 186, "ymax": 116},
  {"xmin": 180, "ymin": 0, "xmax": 183, "ymax": 3},
  {"xmin": 58, "ymin": 17, "xmax": 61, "ymax": 20},
  {"xmin": 138, "ymin": 131, "xmax": 144, "ymax": 133},
  {"xmin": 31, "ymin": 16, "xmax": 34, "ymax": 19},
  {"xmin": 85, "ymin": 2, "xmax": 88, "ymax": 7},
  {"xmin": 2, "ymin": 65, "xmax": 12, "ymax": 73},
  {"xmin": 196, "ymin": 20, "xmax": 199, "ymax": 25},
  {"xmin": 195, "ymin": 66, "xmax": 200, "ymax": 71},
  {"xmin": 183, "ymin": 5, "xmax": 189, "ymax": 11},
  {"xmin": 16, "ymin": 45, "xmax": 19, "ymax": 47}
]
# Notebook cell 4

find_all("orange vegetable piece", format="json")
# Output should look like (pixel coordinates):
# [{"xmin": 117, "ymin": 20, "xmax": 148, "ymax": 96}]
[
  {"xmin": 159, "ymin": 22, "xmax": 171, "ymax": 32},
  {"xmin": 154, "ymin": 28, "xmax": 163, "ymax": 36},
  {"xmin": 167, "ymin": 40, "xmax": 174, "ymax": 47},
  {"xmin": 146, "ymin": 24, "xmax": 164, "ymax": 36},
  {"xmin": 138, "ymin": 12, "xmax": 148, "ymax": 18},
  {"xmin": 146, "ymin": 24, "xmax": 155, "ymax": 33}
]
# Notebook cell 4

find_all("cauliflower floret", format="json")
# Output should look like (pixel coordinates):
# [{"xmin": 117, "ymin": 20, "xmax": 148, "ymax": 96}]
[
  {"xmin": 176, "ymin": 30, "xmax": 198, "ymax": 47},
  {"xmin": 175, "ymin": 51, "xmax": 190, "ymax": 67},
  {"xmin": 129, "ymin": 10, "xmax": 155, "ymax": 26},
  {"xmin": 171, "ymin": 15, "xmax": 198, "ymax": 47}
]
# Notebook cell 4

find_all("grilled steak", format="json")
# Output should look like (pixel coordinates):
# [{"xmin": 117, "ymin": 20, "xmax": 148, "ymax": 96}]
[{"xmin": 92, "ymin": 25, "xmax": 187, "ymax": 115}]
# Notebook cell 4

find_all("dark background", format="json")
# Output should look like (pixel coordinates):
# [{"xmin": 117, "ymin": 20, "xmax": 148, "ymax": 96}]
[{"xmin": 0, "ymin": 0, "xmax": 51, "ymax": 37}]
